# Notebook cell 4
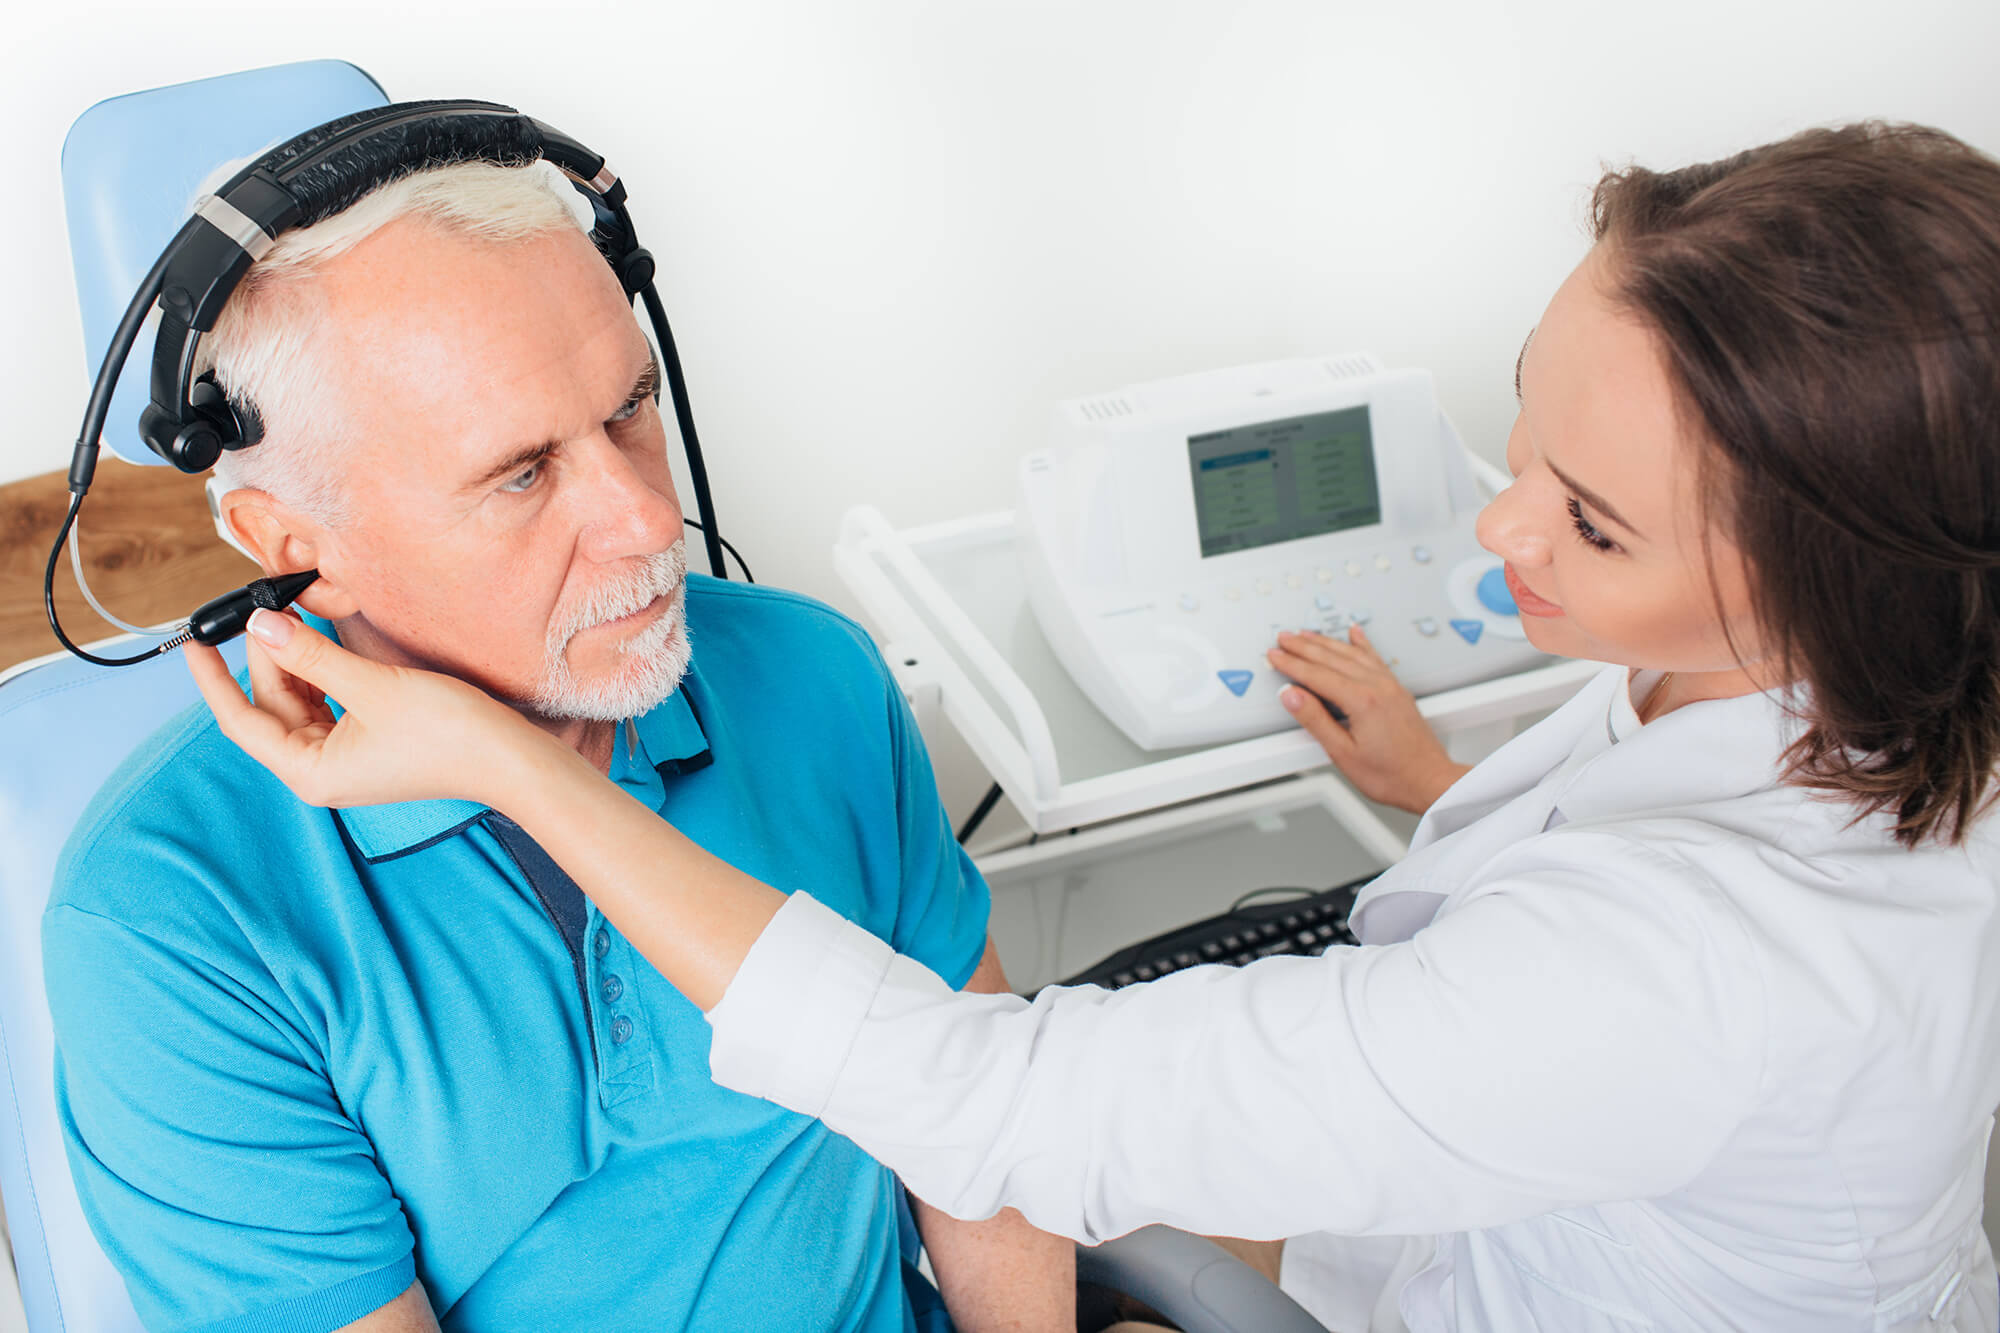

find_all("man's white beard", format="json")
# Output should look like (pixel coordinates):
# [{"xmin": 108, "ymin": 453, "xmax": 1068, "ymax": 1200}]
[{"xmin": 528, "ymin": 542, "xmax": 692, "ymax": 723}]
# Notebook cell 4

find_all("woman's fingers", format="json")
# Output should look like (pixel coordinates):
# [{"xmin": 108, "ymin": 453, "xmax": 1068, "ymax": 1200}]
[
  {"xmin": 242, "ymin": 609, "xmax": 378, "ymax": 700},
  {"xmin": 1276, "ymin": 626, "xmax": 1381, "ymax": 674},
  {"xmin": 1279, "ymin": 681, "xmax": 1358, "ymax": 761},
  {"xmin": 245, "ymin": 632, "xmax": 324, "ymax": 734},
  {"xmin": 184, "ymin": 641, "xmax": 301, "ymax": 773}
]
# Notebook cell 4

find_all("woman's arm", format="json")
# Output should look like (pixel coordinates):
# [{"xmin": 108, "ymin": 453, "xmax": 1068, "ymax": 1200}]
[{"xmin": 192, "ymin": 612, "xmax": 1761, "ymax": 1245}]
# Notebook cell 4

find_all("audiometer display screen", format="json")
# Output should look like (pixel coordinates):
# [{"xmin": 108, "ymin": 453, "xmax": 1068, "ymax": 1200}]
[{"xmin": 1187, "ymin": 405, "xmax": 1381, "ymax": 557}]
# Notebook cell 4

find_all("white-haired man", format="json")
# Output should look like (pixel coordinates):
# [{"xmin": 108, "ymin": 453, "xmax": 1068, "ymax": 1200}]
[{"xmin": 45, "ymin": 162, "xmax": 1073, "ymax": 1333}]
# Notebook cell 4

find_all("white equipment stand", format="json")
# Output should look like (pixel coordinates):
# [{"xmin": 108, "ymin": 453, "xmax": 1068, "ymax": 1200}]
[{"xmin": 833, "ymin": 454, "xmax": 1600, "ymax": 864}]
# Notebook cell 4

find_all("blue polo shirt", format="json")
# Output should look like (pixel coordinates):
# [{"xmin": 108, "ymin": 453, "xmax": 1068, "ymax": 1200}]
[{"xmin": 44, "ymin": 575, "xmax": 989, "ymax": 1333}]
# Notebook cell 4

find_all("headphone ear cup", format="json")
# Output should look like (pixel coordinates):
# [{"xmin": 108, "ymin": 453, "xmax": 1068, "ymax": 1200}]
[{"xmin": 189, "ymin": 374, "xmax": 266, "ymax": 451}]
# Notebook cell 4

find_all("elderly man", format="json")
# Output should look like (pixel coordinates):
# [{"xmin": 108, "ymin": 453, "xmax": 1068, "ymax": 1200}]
[{"xmin": 45, "ymin": 160, "xmax": 1072, "ymax": 1332}]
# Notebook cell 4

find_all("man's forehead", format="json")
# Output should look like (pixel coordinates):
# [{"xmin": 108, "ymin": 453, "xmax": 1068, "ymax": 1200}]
[{"xmin": 309, "ymin": 222, "xmax": 643, "ymax": 473}]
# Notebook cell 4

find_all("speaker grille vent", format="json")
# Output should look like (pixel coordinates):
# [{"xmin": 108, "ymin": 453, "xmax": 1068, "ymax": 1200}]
[
  {"xmin": 1077, "ymin": 395, "xmax": 1136, "ymax": 423},
  {"xmin": 1322, "ymin": 354, "xmax": 1378, "ymax": 381}
]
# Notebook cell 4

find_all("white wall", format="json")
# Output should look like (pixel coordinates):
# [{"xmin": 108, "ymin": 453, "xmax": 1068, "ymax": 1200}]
[{"xmin": 6, "ymin": 0, "xmax": 2000, "ymax": 809}]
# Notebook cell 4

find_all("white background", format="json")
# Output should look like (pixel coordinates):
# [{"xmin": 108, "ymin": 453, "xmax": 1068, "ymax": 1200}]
[{"xmin": 5, "ymin": 0, "xmax": 2000, "ymax": 820}]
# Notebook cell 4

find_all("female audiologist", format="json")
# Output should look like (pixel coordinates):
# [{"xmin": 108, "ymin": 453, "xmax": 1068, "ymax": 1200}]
[{"xmin": 190, "ymin": 123, "xmax": 2000, "ymax": 1330}]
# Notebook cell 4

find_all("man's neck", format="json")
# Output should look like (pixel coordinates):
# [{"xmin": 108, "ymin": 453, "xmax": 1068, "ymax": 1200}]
[
  {"xmin": 332, "ymin": 613, "xmax": 619, "ymax": 776},
  {"xmin": 529, "ymin": 715, "xmax": 617, "ymax": 776}
]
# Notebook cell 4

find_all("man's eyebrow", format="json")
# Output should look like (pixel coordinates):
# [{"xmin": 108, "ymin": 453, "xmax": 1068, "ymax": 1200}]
[
  {"xmin": 462, "ymin": 440, "xmax": 557, "ymax": 494},
  {"xmin": 1548, "ymin": 460, "xmax": 1645, "ymax": 540},
  {"xmin": 632, "ymin": 354, "xmax": 661, "ymax": 404},
  {"xmin": 1514, "ymin": 326, "xmax": 1535, "ymax": 402},
  {"xmin": 459, "ymin": 356, "xmax": 662, "ymax": 494}
]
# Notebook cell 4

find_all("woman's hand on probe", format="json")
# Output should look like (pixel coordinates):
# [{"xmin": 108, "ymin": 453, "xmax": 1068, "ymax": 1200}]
[
  {"xmin": 1268, "ymin": 626, "xmax": 1470, "ymax": 815},
  {"xmin": 183, "ymin": 609, "xmax": 568, "ymax": 812}
]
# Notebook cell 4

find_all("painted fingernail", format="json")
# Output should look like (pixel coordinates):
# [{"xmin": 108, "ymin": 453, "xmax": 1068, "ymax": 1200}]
[{"xmin": 248, "ymin": 609, "xmax": 294, "ymax": 646}]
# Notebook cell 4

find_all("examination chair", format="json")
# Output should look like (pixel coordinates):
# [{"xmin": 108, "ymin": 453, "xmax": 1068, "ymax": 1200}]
[{"xmin": 0, "ymin": 59, "xmax": 1329, "ymax": 1333}]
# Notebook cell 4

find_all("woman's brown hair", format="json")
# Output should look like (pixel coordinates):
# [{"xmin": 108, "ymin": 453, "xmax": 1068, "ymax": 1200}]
[{"xmin": 1591, "ymin": 123, "xmax": 2000, "ymax": 847}]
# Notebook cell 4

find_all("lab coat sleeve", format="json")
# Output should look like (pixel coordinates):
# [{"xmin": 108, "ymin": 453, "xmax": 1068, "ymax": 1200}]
[{"xmin": 708, "ymin": 831, "xmax": 1768, "ymax": 1244}]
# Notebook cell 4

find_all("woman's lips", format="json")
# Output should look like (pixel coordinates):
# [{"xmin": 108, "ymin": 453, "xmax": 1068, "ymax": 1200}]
[{"xmin": 1503, "ymin": 563, "xmax": 1563, "ymax": 617}]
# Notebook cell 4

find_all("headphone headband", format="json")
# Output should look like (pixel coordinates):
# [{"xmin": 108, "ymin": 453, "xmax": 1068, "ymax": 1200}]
[{"xmin": 139, "ymin": 100, "xmax": 640, "ymax": 473}]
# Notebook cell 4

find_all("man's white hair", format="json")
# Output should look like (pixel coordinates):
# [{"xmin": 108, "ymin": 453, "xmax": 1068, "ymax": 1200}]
[{"xmin": 200, "ymin": 160, "xmax": 594, "ymax": 525}]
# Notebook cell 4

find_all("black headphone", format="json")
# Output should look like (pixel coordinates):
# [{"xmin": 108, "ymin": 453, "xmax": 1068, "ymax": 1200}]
[{"xmin": 52, "ymin": 98, "xmax": 730, "ymax": 667}]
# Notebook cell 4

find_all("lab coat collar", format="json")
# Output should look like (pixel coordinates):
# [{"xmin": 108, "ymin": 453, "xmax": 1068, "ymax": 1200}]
[{"xmin": 1350, "ymin": 664, "xmax": 1807, "ymax": 944}]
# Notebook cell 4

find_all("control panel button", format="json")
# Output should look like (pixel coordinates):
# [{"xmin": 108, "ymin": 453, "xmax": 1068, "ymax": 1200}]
[
  {"xmin": 1475, "ymin": 567, "xmax": 1517, "ymax": 617},
  {"xmin": 1226, "ymin": 587, "xmax": 1242, "ymax": 601},
  {"xmin": 1178, "ymin": 593, "xmax": 1199, "ymax": 612},
  {"xmin": 1411, "ymin": 545, "xmax": 1433, "ymax": 564},
  {"xmin": 1450, "ymin": 618, "xmax": 1484, "ymax": 644},
  {"xmin": 1415, "ymin": 617, "xmax": 1440, "ymax": 637},
  {"xmin": 1314, "ymin": 594, "xmax": 1335, "ymax": 611},
  {"xmin": 1284, "ymin": 573, "xmax": 1302, "ymax": 590},
  {"xmin": 1315, "ymin": 567, "xmax": 1334, "ymax": 582},
  {"xmin": 1255, "ymin": 578, "xmax": 1273, "ymax": 596},
  {"xmin": 1445, "ymin": 557, "xmax": 1529, "ymax": 640},
  {"xmin": 1351, "ymin": 608, "xmax": 1372, "ymax": 625},
  {"xmin": 1373, "ymin": 554, "xmax": 1392, "ymax": 572},
  {"xmin": 1345, "ymin": 560, "xmax": 1364, "ymax": 577},
  {"xmin": 1217, "ymin": 669, "xmax": 1254, "ymax": 697}
]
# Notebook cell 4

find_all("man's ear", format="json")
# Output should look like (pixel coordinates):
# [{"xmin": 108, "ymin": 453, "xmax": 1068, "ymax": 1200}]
[{"xmin": 216, "ymin": 486, "xmax": 361, "ymax": 621}]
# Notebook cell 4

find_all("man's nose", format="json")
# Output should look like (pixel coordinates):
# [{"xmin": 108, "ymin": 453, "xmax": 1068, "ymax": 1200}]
[{"xmin": 572, "ymin": 433, "xmax": 682, "ymax": 560}]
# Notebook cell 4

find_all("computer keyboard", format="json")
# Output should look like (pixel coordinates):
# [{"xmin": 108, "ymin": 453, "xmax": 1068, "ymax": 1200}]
[{"xmin": 1052, "ymin": 875, "xmax": 1371, "ymax": 992}]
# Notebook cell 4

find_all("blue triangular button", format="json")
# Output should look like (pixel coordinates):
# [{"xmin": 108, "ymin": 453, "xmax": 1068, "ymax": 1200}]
[
  {"xmin": 1450, "ymin": 618, "xmax": 1484, "ymax": 644},
  {"xmin": 1217, "ymin": 669, "xmax": 1254, "ymax": 697}
]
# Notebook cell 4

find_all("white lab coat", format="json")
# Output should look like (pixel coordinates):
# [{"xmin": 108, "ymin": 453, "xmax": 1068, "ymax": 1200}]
[{"xmin": 708, "ymin": 665, "xmax": 2000, "ymax": 1331}]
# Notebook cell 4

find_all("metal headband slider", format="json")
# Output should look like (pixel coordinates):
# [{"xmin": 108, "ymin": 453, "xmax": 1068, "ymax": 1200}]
[{"xmin": 194, "ymin": 193, "xmax": 277, "ymax": 261}]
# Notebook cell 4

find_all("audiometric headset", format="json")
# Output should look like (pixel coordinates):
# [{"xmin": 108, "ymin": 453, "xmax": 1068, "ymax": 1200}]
[{"xmin": 49, "ymin": 98, "xmax": 736, "ymax": 667}]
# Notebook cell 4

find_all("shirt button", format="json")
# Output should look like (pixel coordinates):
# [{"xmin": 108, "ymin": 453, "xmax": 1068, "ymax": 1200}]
[
  {"xmin": 593, "ymin": 928, "xmax": 611, "ymax": 959},
  {"xmin": 601, "ymin": 974, "xmax": 625, "ymax": 1003},
  {"xmin": 610, "ymin": 1016, "xmax": 633, "ymax": 1046}
]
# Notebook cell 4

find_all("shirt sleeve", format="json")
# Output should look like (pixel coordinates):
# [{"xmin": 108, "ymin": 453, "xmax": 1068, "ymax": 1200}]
[
  {"xmin": 708, "ymin": 831, "xmax": 1767, "ymax": 1244},
  {"xmin": 43, "ymin": 903, "xmax": 416, "ymax": 1333},
  {"xmin": 874, "ymin": 646, "xmax": 991, "ymax": 990}
]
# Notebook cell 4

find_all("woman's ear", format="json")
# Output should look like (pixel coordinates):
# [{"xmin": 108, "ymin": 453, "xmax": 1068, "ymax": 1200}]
[{"xmin": 217, "ymin": 487, "xmax": 361, "ymax": 621}]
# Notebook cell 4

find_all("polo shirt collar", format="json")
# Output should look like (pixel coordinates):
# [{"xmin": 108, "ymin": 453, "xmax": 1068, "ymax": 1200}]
[{"xmin": 303, "ymin": 612, "xmax": 713, "ymax": 863}]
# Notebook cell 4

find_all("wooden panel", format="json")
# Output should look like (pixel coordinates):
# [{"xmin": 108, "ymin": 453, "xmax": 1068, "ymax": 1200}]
[{"xmin": 0, "ymin": 460, "xmax": 256, "ymax": 671}]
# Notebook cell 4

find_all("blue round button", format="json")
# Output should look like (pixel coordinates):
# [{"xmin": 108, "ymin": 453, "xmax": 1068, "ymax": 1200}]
[
  {"xmin": 601, "ymin": 974, "xmax": 624, "ymax": 1003},
  {"xmin": 1475, "ymin": 566, "xmax": 1517, "ymax": 617},
  {"xmin": 610, "ymin": 1016, "xmax": 633, "ymax": 1046}
]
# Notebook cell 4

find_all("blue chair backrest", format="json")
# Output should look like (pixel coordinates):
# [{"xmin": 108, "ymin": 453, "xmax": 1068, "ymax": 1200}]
[
  {"xmin": 61, "ymin": 58, "xmax": 387, "ymax": 468},
  {"xmin": 0, "ymin": 640, "xmax": 246, "ymax": 1332},
  {"xmin": 5, "ymin": 56, "xmax": 387, "ymax": 1333}
]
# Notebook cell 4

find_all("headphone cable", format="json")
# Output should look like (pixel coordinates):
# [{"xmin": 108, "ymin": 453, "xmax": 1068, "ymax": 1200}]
[
  {"xmin": 68, "ymin": 526, "xmax": 184, "ymax": 637},
  {"xmin": 45, "ymin": 494, "xmax": 187, "ymax": 666}
]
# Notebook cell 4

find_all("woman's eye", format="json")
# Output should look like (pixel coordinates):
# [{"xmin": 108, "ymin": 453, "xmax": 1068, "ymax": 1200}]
[
  {"xmin": 1566, "ymin": 496, "xmax": 1617, "ymax": 552},
  {"xmin": 497, "ymin": 461, "xmax": 543, "ymax": 494}
]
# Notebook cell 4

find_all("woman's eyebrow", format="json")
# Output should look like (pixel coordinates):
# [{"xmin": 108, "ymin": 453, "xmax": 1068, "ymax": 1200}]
[
  {"xmin": 1548, "ymin": 460, "xmax": 1646, "ymax": 540},
  {"xmin": 1514, "ymin": 326, "xmax": 1536, "ymax": 403}
]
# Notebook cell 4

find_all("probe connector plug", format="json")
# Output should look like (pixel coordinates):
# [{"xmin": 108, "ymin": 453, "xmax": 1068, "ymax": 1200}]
[{"xmin": 188, "ymin": 569, "xmax": 321, "ymax": 647}]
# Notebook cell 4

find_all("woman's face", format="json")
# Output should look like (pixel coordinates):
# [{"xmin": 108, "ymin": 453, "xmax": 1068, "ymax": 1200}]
[{"xmin": 1477, "ymin": 246, "xmax": 1764, "ymax": 678}]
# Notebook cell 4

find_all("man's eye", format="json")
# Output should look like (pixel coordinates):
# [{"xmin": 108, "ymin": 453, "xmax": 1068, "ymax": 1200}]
[
  {"xmin": 497, "ymin": 461, "xmax": 544, "ymax": 494},
  {"xmin": 609, "ymin": 397, "xmax": 644, "ymax": 425}
]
